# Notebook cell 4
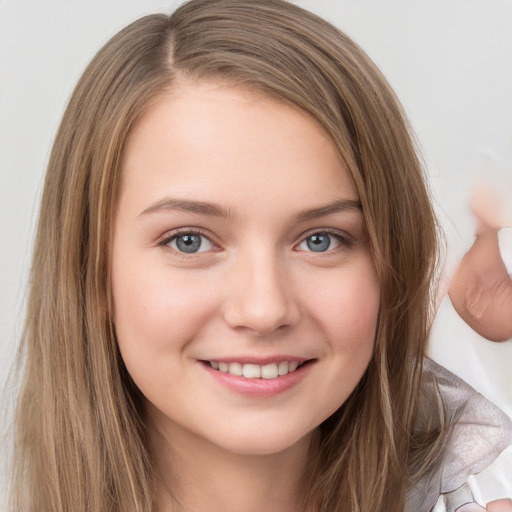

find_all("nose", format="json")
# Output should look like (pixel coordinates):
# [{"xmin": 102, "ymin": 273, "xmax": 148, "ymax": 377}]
[{"xmin": 222, "ymin": 251, "xmax": 300, "ymax": 336}]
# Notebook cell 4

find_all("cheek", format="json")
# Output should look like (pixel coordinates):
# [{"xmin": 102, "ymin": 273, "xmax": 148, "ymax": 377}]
[
  {"xmin": 293, "ymin": 264, "xmax": 379, "ymax": 427},
  {"xmin": 302, "ymin": 260, "xmax": 380, "ymax": 346},
  {"xmin": 111, "ymin": 259, "xmax": 217, "ymax": 353},
  {"xmin": 111, "ymin": 262, "xmax": 223, "ymax": 400}
]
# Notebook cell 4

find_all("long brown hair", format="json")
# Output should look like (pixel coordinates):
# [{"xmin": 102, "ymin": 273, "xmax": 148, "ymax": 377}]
[{"xmin": 12, "ymin": 1, "xmax": 441, "ymax": 511}]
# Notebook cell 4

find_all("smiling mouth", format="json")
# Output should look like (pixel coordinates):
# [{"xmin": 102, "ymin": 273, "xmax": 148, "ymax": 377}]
[{"xmin": 204, "ymin": 360, "xmax": 310, "ymax": 379}]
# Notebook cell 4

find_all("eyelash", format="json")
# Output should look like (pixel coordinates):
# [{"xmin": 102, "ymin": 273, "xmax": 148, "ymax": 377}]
[
  {"xmin": 157, "ymin": 228, "xmax": 354, "ymax": 256},
  {"xmin": 158, "ymin": 228, "xmax": 218, "ymax": 255},
  {"xmin": 296, "ymin": 229, "xmax": 355, "ymax": 254}
]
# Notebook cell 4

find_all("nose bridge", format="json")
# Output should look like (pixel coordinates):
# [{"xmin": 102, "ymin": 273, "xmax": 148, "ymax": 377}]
[{"xmin": 223, "ymin": 245, "xmax": 299, "ymax": 335}]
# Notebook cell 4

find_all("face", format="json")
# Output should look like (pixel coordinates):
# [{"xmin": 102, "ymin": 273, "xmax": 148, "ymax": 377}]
[{"xmin": 112, "ymin": 80, "xmax": 380, "ymax": 457}]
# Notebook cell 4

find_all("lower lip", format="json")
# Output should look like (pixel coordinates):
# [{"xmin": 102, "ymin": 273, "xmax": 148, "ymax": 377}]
[{"xmin": 201, "ymin": 361, "xmax": 314, "ymax": 398}]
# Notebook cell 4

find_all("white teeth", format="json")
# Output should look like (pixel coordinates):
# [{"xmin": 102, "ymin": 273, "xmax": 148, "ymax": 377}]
[
  {"xmin": 278, "ymin": 361, "xmax": 289, "ymax": 375},
  {"xmin": 242, "ymin": 364, "xmax": 261, "ymax": 379},
  {"xmin": 228, "ymin": 362, "xmax": 243, "ymax": 376},
  {"xmin": 209, "ymin": 360, "xmax": 303, "ymax": 379},
  {"xmin": 261, "ymin": 363, "xmax": 278, "ymax": 379}
]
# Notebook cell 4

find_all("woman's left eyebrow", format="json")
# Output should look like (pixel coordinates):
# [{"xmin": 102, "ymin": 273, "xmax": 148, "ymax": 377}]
[{"xmin": 293, "ymin": 199, "xmax": 362, "ymax": 222}]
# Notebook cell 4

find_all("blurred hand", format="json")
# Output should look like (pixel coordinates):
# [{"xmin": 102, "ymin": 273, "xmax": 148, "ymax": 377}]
[
  {"xmin": 470, "ymin": 183, "xmax": 506, "ymax": 233},
  {"xmin": 448, "ymin": 184, "xmax": 512, "ymax": 341},
  {"xmin": 486, "ymin": 498, "xmax": 512, "ymax": 512},
  {"xmin": 456, "ymin": 498, "xmax": 512, "ymax": 511}
]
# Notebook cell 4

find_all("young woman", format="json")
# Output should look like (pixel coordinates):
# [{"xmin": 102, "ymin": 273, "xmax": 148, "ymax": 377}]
[{"xmin": 10, "ymin": 1, "xmax": 511, "ymax": 511}]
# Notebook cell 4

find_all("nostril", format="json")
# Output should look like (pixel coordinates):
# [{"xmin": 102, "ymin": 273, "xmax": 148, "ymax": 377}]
[
  {"xmin": 221, "ymin": 259, "xmax": 301, "ymax": 335},
  {"xmin": 223, "ymin": 295, "xmax": 300, "ymax": 335}
]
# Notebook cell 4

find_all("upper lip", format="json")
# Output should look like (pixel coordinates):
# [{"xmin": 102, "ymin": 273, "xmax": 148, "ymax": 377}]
[{"xmin": 200, "ymin": 356, "xmax": 312, "ymax": 365}]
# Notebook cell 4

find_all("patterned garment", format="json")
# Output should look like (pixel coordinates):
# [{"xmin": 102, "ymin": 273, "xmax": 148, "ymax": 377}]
[{"xmin": 406, "ymin": 359, "xmax": 512, "ymax": 512}]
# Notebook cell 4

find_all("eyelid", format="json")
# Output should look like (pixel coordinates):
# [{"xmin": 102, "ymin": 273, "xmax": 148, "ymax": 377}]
[
  {"xmin": 157, "ymin": 227, "xmax": 220, "ymax": 251},
  {"xmin": 156, "ymin": 227, "xmax": 358, "ymax": 254},
  {"xmin": 295, "ymin": 228, "xmax": 355, "ymax": 252}
]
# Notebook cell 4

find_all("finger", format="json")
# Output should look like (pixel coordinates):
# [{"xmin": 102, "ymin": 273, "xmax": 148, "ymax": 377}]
[
  {"xmin": 470, "ymin": 182, "xmax": 503, "ymax": 233},
  {"xmin": 486, "ymin": 498, "xmax": 512, "ymax": 512}
]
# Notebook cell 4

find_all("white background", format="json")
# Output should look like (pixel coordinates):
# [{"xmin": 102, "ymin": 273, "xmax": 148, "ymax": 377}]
[{"xmin": 1, "ymin": 0, "xmax": 511, "ymax": 504}]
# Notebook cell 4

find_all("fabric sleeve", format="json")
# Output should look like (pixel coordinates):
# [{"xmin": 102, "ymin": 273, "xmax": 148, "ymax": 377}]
[{"xmin": 406, "ymin": 359, "xmax": 512, "ymax": 512}]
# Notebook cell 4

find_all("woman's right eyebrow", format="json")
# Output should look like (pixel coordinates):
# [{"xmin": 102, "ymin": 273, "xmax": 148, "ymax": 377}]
[{"xmin": 139, "ymin": 198, "xmax": 238, "ymax": 220}]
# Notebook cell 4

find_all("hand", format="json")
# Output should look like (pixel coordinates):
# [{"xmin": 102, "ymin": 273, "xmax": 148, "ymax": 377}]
[
  {"xmin": 448, "ymin": 185, "xmax": 512, "ymax": 341},
  {"xmin": 486, "ymin": 498, "xmax": 512, "ymax": 512},
  {"xmin": 456, "ymin": 498, "xmax": 512, "ymax": 511},
  {"xmin": 470, "ymin": 182, "xmax": 511, "ymax": 233}
]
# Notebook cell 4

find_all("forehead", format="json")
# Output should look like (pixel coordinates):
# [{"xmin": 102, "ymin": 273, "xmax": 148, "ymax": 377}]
[{"xmin": 119, "ymin": 79, "xmax": 358, "ymax": 217}]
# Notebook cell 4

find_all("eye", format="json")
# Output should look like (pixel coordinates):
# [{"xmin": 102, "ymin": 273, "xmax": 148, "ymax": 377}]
[
  {"xmin": 166, "ymin": 232, "xmax": 214, "ymax": 254},
  {"xmin": 297, "ymin": 232, "xmax": 342, "ymax": 253}
]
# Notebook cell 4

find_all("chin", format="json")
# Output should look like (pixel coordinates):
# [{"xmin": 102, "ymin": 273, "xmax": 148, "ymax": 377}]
[{"xmin": 210, "ymin": 425, "xmax": 315, "ymax": 457}]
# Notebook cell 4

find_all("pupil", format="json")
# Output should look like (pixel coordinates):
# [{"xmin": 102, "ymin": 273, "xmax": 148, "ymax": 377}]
[
  {"xmin": 176, "ymin": 234, "xmax": 201, "ymax": 253},
  {"xmin": 306, "ymin": 234, "xmax": 330, "ymax": 252}
]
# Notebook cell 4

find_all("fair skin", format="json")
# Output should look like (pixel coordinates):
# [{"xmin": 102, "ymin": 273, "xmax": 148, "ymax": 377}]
[
  {"xmin": 449, "ymin": 185, "xmax": 512, "ymax": 341},
  {"xmin": 111, "ymin": 79, "xmax": 380, "ymax": 512},
  {"xmin": 486, "ymin": 500, "xmax": 512, "ymax": 512}
]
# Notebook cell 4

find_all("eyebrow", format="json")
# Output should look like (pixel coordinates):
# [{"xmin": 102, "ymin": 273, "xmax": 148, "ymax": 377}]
[
  {"xmin": 139, "ymin": 197, "xmax": 362, "ymax": 221},
  {"xmin": 293, "ymin": 199, "xmax": 362, "ymax": 222},
  {"xmin": 139, "ymin": 198, "xmax": 237, "ymax": 220}
]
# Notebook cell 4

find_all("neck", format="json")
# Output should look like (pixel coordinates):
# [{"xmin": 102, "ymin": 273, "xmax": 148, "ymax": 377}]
[{"xmin": 148, "ymin": 409, "xmax": 317, "ymax": 512}]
